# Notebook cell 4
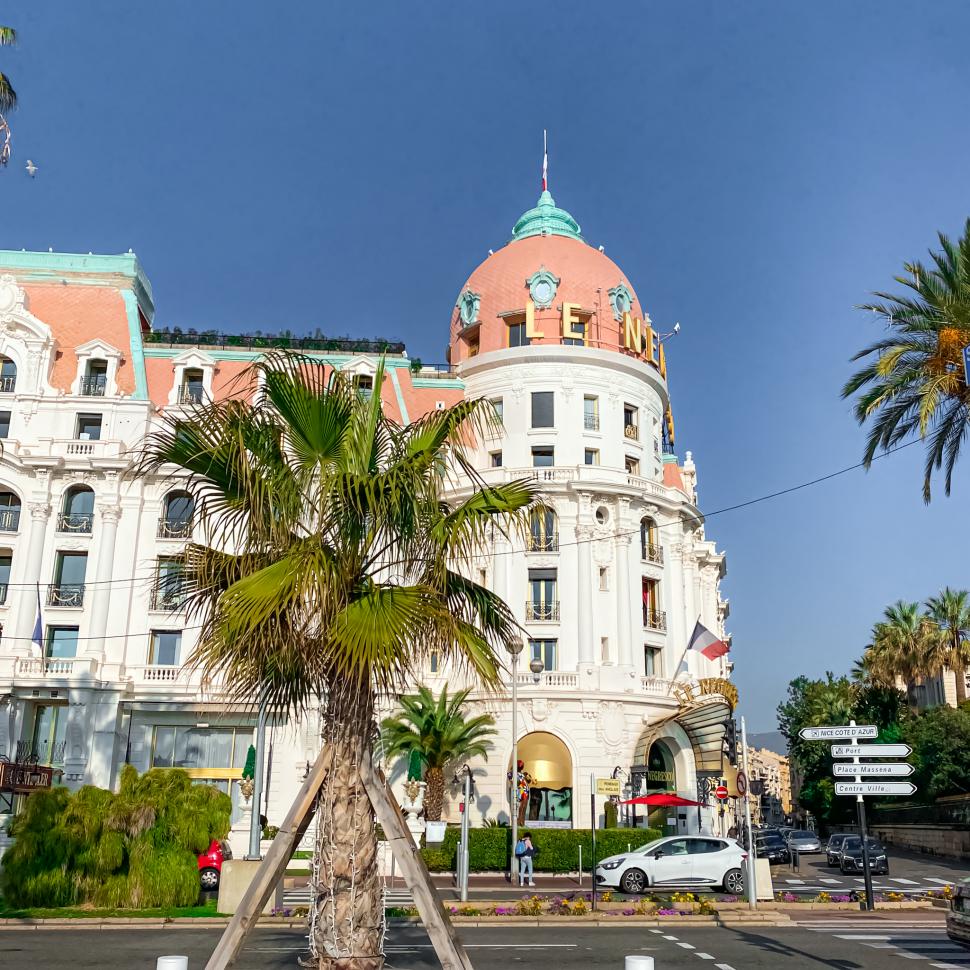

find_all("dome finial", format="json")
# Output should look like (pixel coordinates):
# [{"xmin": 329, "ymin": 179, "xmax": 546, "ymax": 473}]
[{"xmin": 542, "ymin": 129, "xmax": 548, "ymax": 193}]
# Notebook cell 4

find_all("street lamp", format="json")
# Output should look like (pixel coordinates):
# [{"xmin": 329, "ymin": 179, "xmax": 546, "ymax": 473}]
[
  {"xmin": 529, "ymin": 657, "xmax": 544, "ymax": 684},
  {"xmin": 505, "ymin": 637, "xmax": 525, "ymax": 882}
]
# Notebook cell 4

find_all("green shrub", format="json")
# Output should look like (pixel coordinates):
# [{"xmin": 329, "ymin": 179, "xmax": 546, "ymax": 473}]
[
  {"xmin": 418, "ymin": 825, "xmax": 661, "ymax": 873},
  {"xmin": 0, "ymin": 767, "xmax": 230, "ymax": 910}
]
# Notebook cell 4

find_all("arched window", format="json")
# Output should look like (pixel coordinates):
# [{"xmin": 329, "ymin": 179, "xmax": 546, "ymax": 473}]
[
  {"xmin": 179, "ymin": 368, "xmax": 205, "ymax": 404},
  {"xmin": 81, "ymin": 359, "xmax": 108, "ymax": 396},
  {"xmin": 640, "ymin": 516, "xmax": 662, "ymax": 564},
  {"xmin": 0, "ymin": 357, "xmax": 17, "ymax": 393},
  {"xmin": 58, "ymin": 486, "xmax": 95, "ymax": 533},
  {"xmin": 0, "ymin": 491, "xmax": 21, "ymax": 532},
  {"xmin": 158, "ymin": 490, "xmax": 194, "ymax": 539},
  {"xmin": 529, "ymin": 508, "xmax": 558, "ymax": 552}
]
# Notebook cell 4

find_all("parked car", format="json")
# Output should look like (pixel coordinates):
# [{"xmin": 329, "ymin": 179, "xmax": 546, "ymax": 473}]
[
  {"xmin": 946, "ymin": 878, "xmax": 970, "ymax": 947},
  {"xmin": 595, "ymin": 836, "xmax": 747, "ymax": 895},
  {"xmin": 839, "ymin": 836, "xmax": 889, "ymax": 875},
  {"xmin": 786, "ymin": 829, "xmax": 822, "ymax": 854},
  {"xmin": 755, "ymin": 833, "xmax": 791, "ymax": 865},
  {"xmin": 198, "ymin": 839, "xmax": 228, "ymax": 891},
  {"xmin": 826, "ymin": 833, "xmax": 854, "ymax": 867}
]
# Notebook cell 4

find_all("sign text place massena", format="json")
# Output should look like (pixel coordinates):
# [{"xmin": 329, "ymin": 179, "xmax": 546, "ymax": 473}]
[{"xmin": 831, "ymin": 762, "xmax": 915, "ymax": 777}]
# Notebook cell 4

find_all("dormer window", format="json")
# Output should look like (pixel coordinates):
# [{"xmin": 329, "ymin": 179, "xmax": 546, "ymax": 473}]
[
  {"xmin": 0, "ymin": 357, "xmax": 16, "ymax": 393},
  {"xmin": 80, "ymin": 359, "xmax": 108, "ymax": 396},
  {"xmin": 180, "ymin": 368, "xmax": 205, "ymax": 405},
  {"xmin": 354, "ymin": 374, "xmax": 374, "ymax": 400}
]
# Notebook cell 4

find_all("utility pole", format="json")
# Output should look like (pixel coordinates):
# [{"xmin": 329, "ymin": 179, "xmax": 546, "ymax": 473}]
[
  {"xmin": 458, "ymin": 765, "xmax": 473, "ymax": 902},
  {"xmin": 850, "ymin": 721, "xmax": 875, "ymax": 911},
  {"xmin": 248, "ymin": 695, "xmax": 269, "ymax": 860},
  {"xmin": 740, "ymin": 716, "xmax": 758, "ymax": 909}
]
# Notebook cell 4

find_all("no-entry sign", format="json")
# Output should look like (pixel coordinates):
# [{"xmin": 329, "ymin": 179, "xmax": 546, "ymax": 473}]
[{"xmin": 714, "ymin": 785, "xmax": 729, "ymax": 800}]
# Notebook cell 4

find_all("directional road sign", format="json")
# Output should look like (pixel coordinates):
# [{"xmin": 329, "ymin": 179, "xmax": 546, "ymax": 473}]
[
  {"xmin": 832, "ymin": 762, "xmax": 914, "ymax": 777},
  {"xmin": 835, "ymin": 781, "xmax": 917, "ymax": 796},
  {"xmin": 964, "ymin": 344, "xmax": 970, "ymax": 386},
  {"xmin": 799, "ymin": 724, "xmax": 877, "ymax": 740},
  {"xmin": 831, "ymin": 743, "xmax": 912, "ymax": 758}
]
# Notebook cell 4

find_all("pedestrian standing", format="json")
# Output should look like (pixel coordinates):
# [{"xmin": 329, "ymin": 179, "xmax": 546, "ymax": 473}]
[{"xmin": 517, "ymin": 832, "xmax": 536, "ymax": 887}]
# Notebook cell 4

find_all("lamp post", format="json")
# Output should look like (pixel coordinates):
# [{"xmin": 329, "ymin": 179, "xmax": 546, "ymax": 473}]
[
  {"xmin": 248, "ymin": 694, "xmax": 269, "ymax": 860},
  {"xmin": 506, "ymin": 638, "xmax": 525, "ymax": 882},
  {"xmin": 529, "ymin": 657, "xmax": 544, "ymax": 684}
]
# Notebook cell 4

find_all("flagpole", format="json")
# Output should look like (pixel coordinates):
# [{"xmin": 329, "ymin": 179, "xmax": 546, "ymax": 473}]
[{"xmin": 665, "ymin": 615, "xmax": 700, "ymax": 697}]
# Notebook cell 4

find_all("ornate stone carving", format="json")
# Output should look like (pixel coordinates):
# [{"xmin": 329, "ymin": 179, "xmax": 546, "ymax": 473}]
[
  {"xmin": 28, "ymin": 502, "xmax": 51, "ymax": 520},
  {"xmin": 530, "ymin": 697, "xmax": 556, "ymax": 722},
  {"xmin": 98, "ymin": 505, "xmax": 123, "ymax": 524},
  {"xmin": 607, "ymin": 283, "xmax": 633, "ymax": 321},
  {"xmin": 0, "ymin": 275, "xmax": 28, "ymax": 316},
  {"xmin": 525, "ymin": 268, "xmax": 560, "ymax": 309},
  {"xmin": 595, "ymin": 701, "xmax": 630, "ymax": 756},
  {"xmin": 456, "ymin": 290, "xmax": 481, "ymax": 327}
]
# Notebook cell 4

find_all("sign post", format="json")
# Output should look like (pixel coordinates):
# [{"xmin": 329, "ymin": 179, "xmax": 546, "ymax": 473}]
[
  {"xmin": 739, "ymin": 717, "xmax": 757, "ymax": 910},
  {"xmin": 849, "ymin": 723, "xmax": 875, "ymax": 911},
  {"xmin": 589, "ymin": 773, "xmax": 597, "ymax": 912}
]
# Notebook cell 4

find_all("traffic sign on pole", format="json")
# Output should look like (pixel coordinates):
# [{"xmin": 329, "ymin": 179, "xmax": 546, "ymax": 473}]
[
  {"xmin": 715, "ymin": 784, "xmax": 729, "ymax": 800},
  {"xmin": 799, "ymin": 724, "xmax": 877, "ymax": 740},
  {"xmin": 832, "ymin": 762, "xmax": 914, "ymax": 777},
  {"xmin": 963, "ymin": 344, "xmax": 970, "ymax": 386},
  {"xmin": 831, "ymin": 743, "xmax": 912, "ymax": 758},
  {"xmin": 835, "ymin": 782, "xmax": 917, "ymax": 796}
]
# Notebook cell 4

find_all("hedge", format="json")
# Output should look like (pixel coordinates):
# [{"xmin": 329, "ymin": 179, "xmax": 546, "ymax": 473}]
[{"xmin": 419, "ymin": 826, "xmax": 662, "ymax": 873}]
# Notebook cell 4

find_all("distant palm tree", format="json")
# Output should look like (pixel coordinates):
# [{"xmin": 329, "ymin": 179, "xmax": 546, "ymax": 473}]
[
  {"xmin": 381, "ymin": 685, "xmax": 496, "ymax": 821},
  {"xmin": 137, "ymin": 353, "xmax": 537, "ymax": 969},
  {"xmin": 861, "ymin": 601, "xmax": 944, "ymax": 709},
  {"xmin": 925, "ymin": 587, "xmax": 970, "ymax": 706},
  {"xmin": 842, "ymin": 222, "xmax": 970, "ymax": 502},
  {"xmin": 0, "ymin": 25, "xmax": 16, "ymax": 167}
]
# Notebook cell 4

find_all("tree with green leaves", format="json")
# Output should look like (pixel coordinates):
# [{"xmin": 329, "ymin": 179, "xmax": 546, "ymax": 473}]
[
  {"xmin": 381, "ymin": 684, "xmax": 496, "ymax": 821},
  {"xmin": 0, "ymin": 25, "xmax": 16, "ymax": 167},
  {"xmin": 136, "ymin": 353, "xmax": 536, "ymax": 969},
  {"xmin": 842, "ymin": 221, "xmax": 970, "ymax": 502},
  {"xmin": 925, "ymin": 587, "xmax": 970, "ymax": 706}
]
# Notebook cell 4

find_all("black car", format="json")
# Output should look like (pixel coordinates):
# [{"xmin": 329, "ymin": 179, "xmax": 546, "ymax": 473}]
[
  {"xmin": 755, "ymin": 834, "xmax": 792, "ymax": 865},
  {"xmin": 826, "ymin": 833, "xmax": 853, "ymax": 867},
  {"xmin": 839, "ymin": 836, "xmax": 889, "ymax": 875}
]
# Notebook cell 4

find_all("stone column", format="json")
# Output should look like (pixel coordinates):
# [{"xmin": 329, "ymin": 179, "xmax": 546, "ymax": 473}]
[
  {"xmin": 492, "ymin": 534, "xmax": 509, "ymax": 607},
  {"xmin": 84, "ymin": 504, "xmax": 122, "ymax": 659},
  {"xmin": 576, "ymin": 524, "xmax": 594, "ymax": 665},
  {"xmin": 14, "ymin": 501, "xmax": 52, "ymax": 652},
  {"xmin": 615, "ymin": 532, "xmax": 633, "ymax": 667}
]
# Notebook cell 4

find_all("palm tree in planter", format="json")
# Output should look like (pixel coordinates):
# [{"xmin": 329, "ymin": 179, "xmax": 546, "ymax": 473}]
[
  {"xmin": 925, "ymin": 588, "xmax": 970, "ymax": 705},
  {"xmin": 136, "ymin": 354, "xmax": 537, "ymax": 970},
  {"xmin": 381, "ymin": 685, "xmax": 497, "ymax": 822}
]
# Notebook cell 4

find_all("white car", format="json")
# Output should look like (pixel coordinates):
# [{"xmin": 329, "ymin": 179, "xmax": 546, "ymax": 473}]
[{"xmin": 595, "ymin": 836, "xmax": 747, "ymax": 895}]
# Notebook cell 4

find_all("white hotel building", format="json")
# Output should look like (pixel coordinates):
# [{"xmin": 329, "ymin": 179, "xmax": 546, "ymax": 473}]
[{"xmin": 0, "ymin": 188, "xmax": 734, "ymax": 841}]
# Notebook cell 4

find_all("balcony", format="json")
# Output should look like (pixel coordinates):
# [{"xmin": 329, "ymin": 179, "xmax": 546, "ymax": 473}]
[
  {"xmin": 178, "ymin": 385, "xmax": 205, "ymax": 405},
  {"xmin": 15, "ymin": 739, "xmax": 66, "ymax": 766},
  {"xmin": 129, "ymin": 664, "xmax": 183, "ymax": 684},
  {"xmin": 624, "ymin": 423, "xmax": 640, "ymax": 441},
  {"xmin": 643, "ymin": 609, "xmax": 667, "ymax": 632},
  {"xmin": 150, "ymin": 585, "xmax": 186, "ymax": 611},
  {"xmin": 514, "ymin": 670, "xmax": 578, "ymax": 689},
  {"xmin": 14, "ymin": 656, "xmax": 98, "ymax": 678},
  {"xmin": 525, "ymin": 600, "xmax": 560, "ymax": 622},
  {"xmin": 528, "ymin": 532, "xmax": 559, "ymax": 553},
  {"xmin": 477, "ymin": 464, "xmax": 671, "ymax": 499},
  {"xmin": 79, "ymin": 379, "xmax": 107, "ymax": 397},
  {"xmin": 56, "ymin": 512, "xmax": 94, "ymax": 534},
  {"xmin": 0, "ymin": 508, "xmax": 19, "ymax": 532},
  {"xmin": 641, "ymin": 543, "xmax": 664, "ymax": 566},
  {"xmin": 0, "ymin": 376, "xmax": 15, "ymax": 393},
  {"xmin": 583, "ymin": 413, "xmax": 600, "ymax": 431},
  {"xmin": 157, "ymin": 517, "xmax": 193, "ymax": 539},
  {"xmin": 47, "ymin": 583, "xmax": 85, "ymax": 608}
]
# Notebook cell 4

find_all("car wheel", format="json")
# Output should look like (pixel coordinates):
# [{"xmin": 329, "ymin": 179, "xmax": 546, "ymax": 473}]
[
  {"xmin": 200, "ymin": 867, "xmax": 220, "ymax": 891},
  {"xmin": 620, "ymin": 868, "xmax": 648, "ymax": 895},
  {"xmin": 839, "ymin": 865, "xmax": 848, "ymax": 875},
  {"xmin": 723, "ymin": 868, "xmax": 744, "ymax": 894}
]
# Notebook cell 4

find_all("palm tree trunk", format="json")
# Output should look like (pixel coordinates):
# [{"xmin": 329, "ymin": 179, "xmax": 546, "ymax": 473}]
[
  {"xmin": 954, "ymin": 652, "xmax": 968, "ymax": 706},
  {"xmin": 424, "ymin": 766, "xmax": 445, "ymax": 822},
  {"xmin": 312, "ymin": 693, "xmax": 383, "ymax": 970}
]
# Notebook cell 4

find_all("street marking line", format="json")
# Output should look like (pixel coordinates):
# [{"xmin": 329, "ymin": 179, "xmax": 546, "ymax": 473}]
[
  {"xmin": 820, "ymin": 878, "xmax": 842, "ymax": 884},
  {"xmin": 928, "ymin": 879, "xmax": 956, "ymax": 886},
  {"xmin": 715, "ymin": 964, "xmax": 737, "ymax": 970},
  {"xmin": 897, "ymin": 955, "xmax": 930, "ymax": 961},
  {"xmin": 662, "ymin": 935, "xmax": 679, "ymax": 941},
  {"xmin": 695, "ymin": 954, "xmax": 716, "ymax": 960},
  {"xmin": 864, "ymin": 945, "xmax": 900, "ymax": 949},
  {"xmin": 931, "ymin": 964, "xmax": 968, "ymax": 968},
  {"xmin": 836, "ymin": 935, "xmax": 892, "ymax": 940},
  {"xmin": 892, "ymin": 879, "xmax": 920, "ymax": 885},
  {"xmin": 785, "ymin": 879, "xmax": 806, "ymax": 884},
  {"xmin": 677, "ymin": 942, "xmax": 696, "ymax": 950},
  {"xmin": 648, "ymin": 929, "xmax": 663, "ymax": 935}
]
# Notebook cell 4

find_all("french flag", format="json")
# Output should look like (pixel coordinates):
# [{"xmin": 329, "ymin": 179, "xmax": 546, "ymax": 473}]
[{"xmin": 688, "ymin": 620, "xmax": 729, "ymax": 660}]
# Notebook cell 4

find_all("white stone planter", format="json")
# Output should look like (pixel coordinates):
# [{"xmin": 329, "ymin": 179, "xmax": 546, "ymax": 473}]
[{"xmin": 425, "ymin": 820, "xmax": 448, "ymax": 843}]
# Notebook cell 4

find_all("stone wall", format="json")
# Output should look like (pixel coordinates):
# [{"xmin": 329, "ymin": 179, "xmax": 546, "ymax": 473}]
[{"xmin": 869, "ymin": 823, "xmax": 970, "ymax": 862}]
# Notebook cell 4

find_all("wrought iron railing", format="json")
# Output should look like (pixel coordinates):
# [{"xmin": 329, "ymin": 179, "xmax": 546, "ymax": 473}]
[
  {"xmin": 583, "ymin": 413, "xmax": 599, "ymax": 431},
  {"xmin": 0, "ymin": 376, "xmax": 16, "ymax": 393},
  {"xmin": 525, "ymin": 600, "xmax": 560, "ymax": 622},
  {"xmin": 178, "ymin": 385, "xmax": 205, "ymax": 405},
  {"xmin": 643, "ymin": 608, "xmax": 667, "ymax": 632},
  {"xmin": 157, "ymin": 518, "xmax": 193, "ymax": 539},
  {"xmin": 624, "ymin": 423, "xmax": 640, "ymax": 441},
  {"xmin": 528, "ymin": 532, "xmax": 559, "ymax": 552},
  {"xmin": 640, "ymin": 543, "xmax": 664, "ymax": 565},
  {"xmin": 16, "ymin": 739, "xmax": 67, "ymax": 765},
  {"xmin": 150, "ymin": 585, "xmax": 186, "ymax": 611},
  {"xmin": 79, "ymin": 378, "xmax": 107, "ymax": 396},
  {"xmin": 47, "ymin": 583, "xmax": 85, "ymax": 608},
  {"xmin": 56, "ymin": 512, "xmax": 94, "ymax": 534},
  {"xmin": 0, "ymin": 508, "xmax": 20, "ymax": 532}
]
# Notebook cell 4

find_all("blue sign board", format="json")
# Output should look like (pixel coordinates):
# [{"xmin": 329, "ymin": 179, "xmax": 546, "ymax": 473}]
[{"xmin": 965, "ymin": 344, "xmax": 970, "ymax": 386}]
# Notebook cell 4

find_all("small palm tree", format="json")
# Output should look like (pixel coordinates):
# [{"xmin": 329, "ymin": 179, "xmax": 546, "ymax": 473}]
[
  {"xmin": 925, "ymin": 587, "xmax": 970, "ymax": 705},
  {"xmin": 381, "ymin": 685, "xmax": 496, "ymax": 821},
  {"xmin": 842, "ymin": 221, "xmax": 970, "ymax": 502},
  {"xmin": 0, "ymin": 26, "xmax": 16, "ymax": 167},
  {"xmin": 136, "ymin": 353, "xmax": 537, "ymax": 967},
  {"xmin": 861, "ymin": 601, "xmax": 944, "ymax": 709}
]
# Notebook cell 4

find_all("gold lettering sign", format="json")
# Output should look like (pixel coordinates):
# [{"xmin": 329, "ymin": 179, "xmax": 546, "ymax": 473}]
[
  {"xmin": 622, "ymin": 311, "xmax": 641, "ymax": 354},
  {"xmin": 561, "ymin": 303, "xmax": 586, "ymax": 345},
  {"xmin": 525, "ymin": 300, "xmax": 544, "ymax": 339}
]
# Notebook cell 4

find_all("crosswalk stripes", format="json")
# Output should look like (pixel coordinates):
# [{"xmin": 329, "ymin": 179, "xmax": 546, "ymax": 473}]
[{"xmin": 802, "ymin": 920, "xmax": 969, "ymax": 966}]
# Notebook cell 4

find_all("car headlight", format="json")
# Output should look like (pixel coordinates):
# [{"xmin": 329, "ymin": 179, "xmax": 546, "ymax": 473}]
[{"xmin": 600, "ymin": 858, "xmax": 625, "ymax": 870}]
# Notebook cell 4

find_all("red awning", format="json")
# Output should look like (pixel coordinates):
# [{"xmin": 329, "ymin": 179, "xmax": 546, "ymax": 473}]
[{"xmin": 620, "ymin": 793, "xmax": 701, "ymax": 807}]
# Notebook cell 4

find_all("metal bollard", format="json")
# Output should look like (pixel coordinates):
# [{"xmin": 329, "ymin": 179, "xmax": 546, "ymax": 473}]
[
  {"xmin": 157, "ymin": 958, "xmax": 189, "ymax": 970},
  {"xmin": 625, "ymin": 956, "xmax": 655, "ymax": 970}
]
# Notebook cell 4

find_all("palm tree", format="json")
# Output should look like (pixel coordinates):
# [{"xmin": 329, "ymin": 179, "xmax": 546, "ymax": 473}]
[
  {"xmin": 0, "ymin": 25, "xmax": 16, "ymax": 167},
  {"xmin": 925, "ymin": 587, "xmax": 970, "ymax": 705},
  {"xmin": 860, "ymin": 601, "xmax": 944, "ymax": 709},
  {"xmin": 841, "ymin": 221, "xmax": 970, "ymax": 502},
  {"xmin": 136, "ymin": 353, "xmax": 537, "ymax": 969},
  {"xmin": 381, "ymin": 685, "xmax": 496, "ymax": 821}
]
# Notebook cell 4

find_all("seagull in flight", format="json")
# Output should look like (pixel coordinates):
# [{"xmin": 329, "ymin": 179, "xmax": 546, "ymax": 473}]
[{"xmin": 25, "ymin": 159, "xmax": 37, "ymax": 177}]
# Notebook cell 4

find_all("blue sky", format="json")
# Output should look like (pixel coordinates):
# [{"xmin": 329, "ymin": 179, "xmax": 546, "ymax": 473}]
[{"xmin": 3, "ymin": 2, "xmax": 969, "ymax": 731}]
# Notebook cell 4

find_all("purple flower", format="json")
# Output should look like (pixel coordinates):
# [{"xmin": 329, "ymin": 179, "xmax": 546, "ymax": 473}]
[{"xmin": 622, "ymin": 908, "xmax": 635, "ymax": 916}]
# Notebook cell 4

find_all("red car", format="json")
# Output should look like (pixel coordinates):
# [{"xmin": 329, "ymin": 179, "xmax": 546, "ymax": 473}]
[{"xmin": 198, "ymin": 840, "xmax": 227, "ymax": 891}]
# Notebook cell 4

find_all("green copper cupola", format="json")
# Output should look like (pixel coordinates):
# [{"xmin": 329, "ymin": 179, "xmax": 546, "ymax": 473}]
[{"xmin": 510, "ymin": 190, "xmax": 584, "ymax": 242}]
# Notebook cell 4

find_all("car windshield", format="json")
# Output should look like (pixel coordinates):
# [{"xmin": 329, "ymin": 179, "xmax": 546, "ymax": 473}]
[
  {"xmin": 636, "ymin": 839, "xmax": 667, "ymax": 855},
  {"xmin": 758, "ymin": 835, "xmax": 785, "ymax": 847},
  {"xmin": 790, "ymin": 831, "xmax": 816, "ymax": 840},
  {"xmin": 843, "ymin": 837, "xmax": 883, "ymax": 851}
]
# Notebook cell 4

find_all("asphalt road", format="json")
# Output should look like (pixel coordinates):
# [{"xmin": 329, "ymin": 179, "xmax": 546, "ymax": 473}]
[{"xmin": 0, "ymin": 916, "xmax": 962, "ymax": 970}]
